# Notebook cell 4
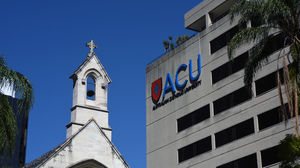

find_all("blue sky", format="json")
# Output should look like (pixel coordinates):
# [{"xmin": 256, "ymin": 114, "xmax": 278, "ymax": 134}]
[{"xmin": 0, "ymin": 1, "xmax": 202, "ymax": 167}]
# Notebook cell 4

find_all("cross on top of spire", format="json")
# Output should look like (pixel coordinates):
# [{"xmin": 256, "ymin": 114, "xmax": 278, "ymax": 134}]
[{"xmin": 86, "ymin": 40, "xmax": 97, "ymax": 54}]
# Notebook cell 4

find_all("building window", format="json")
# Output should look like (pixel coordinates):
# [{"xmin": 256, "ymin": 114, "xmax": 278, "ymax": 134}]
[
  {"xmin": 213, "ymin": 87, "xmax": 252, "ymax": 115},
  {"xmin": 261, "ymin": 33, "xmax": 286, "ymax": 56},
  {"xmin": 208, "ymin": 0, "xmax": 238, "ymax": 24},
  {"xmin": 211, "ymin": 52, "xmax": 248, "ymax": 84},
  {"xmin": 217, "ymin": 153, "xmax": 257, "ymax": 168},
  {"xmin": 215, "ymin": 118, "xmax": 254, "ymax": 147},
  {"xmin": 210, "ymin": 26, "xmax": 239, "ymax": 54},
  {"xmin": 261, "ymin": 146, "xmax": 280, "ymax": 167},
  {"xmin": 87, "ymin": 77, "xmax": 95, "ymax": 100},
  {"xmin": 258, "ymin": 104, "xmax": 292, "ymax": 131},
  {"xmin": 178, "ymin": 136, "xmax": 211, "ymax": 163},
  {"xmin": 251, "ymin": 19, "xmax": 263, "ymax": 27},
  {"xmin": 210, "ymin": 10, "xmax": 229, "ymax": 24},
  {"xmin": 255, "ymin": 69, "xmax": 283, "ymax": 96},
  {"xmin": 177, "ymin": 104, "xmax": 210, "ymax": 132}
]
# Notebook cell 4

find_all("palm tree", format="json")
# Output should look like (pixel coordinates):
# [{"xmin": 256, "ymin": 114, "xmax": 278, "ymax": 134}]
[
  {"xmin": 163, "ymin": 40, "xmax": 170, "ymax": 52},
  {"xmin": 176, "ymin": 36, "xmax": 183, "ymax": 45},
  {"xmin": 184, "ymin": 34, "xmax": 189, "ymax": 41},
  {"xmin": 278, "ymin": 134, "xmax": 300, "ymax": 167},
  {"xmin": 0, "ymin": 54, "xmax": 34, "ymax": 158},
  {"xmin": 168, "ymin": 36, "xmax": 173, "ymax": 44},
  {"xmin": 227, "ymin": 0, "xmax": 300, "ymax": 135},
  {"xmin": 168, "ymin": 36, "xmax": 175, "ymax": 51},
  {"xmin": 170, "ymin": 43, "xmax": 175, "ymax": 50}
]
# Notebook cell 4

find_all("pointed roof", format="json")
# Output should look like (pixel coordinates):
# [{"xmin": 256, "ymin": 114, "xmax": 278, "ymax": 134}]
[
  {"xmin": 70, "ymin": 52, "xmax": 112, "ymax": 84},
  {"xmin": 23, "ymin": 143, "xmax": 63, "ymax": 168},
  {"xmin": 23, "ymin": 118, "xmax": 129, "ymax": 168}
]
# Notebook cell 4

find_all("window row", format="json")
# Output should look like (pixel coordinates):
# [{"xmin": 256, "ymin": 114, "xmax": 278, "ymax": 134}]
[
  {"xmin": 178, "ymin": 136, "xmax": 211, "ymax": 163},
  {"xmin": 213, "ymin": 68, "xmax": 284, "ymax": 116},
  {"xmin": 177, "ymin": 104, "xmax": 210, "ymax": 132},
  {"xmin": 255, "ymin": 68, "xmax": 284, "ymax": 96},
  {"xmin": 210, "ymin": 26, "xmax": 239, "ymax": 55},
  {"xmin": 213, "ymin": 86, "xmax": 252, "ymax": 115},
  {"xmin": 211, "ymin": 33, "xmax": 285, "ymax": 84},
  {"xmin": 215, "ymin": 118, "xmax": 254, "ymax": 147},
  {"xmin": 210, "ymin": 27, "xmax": 285, "ymax": 55},
  {"xmin": 258, "ymin": 104, "xmax": 293, "ymax": 131},
  {"xmin": 178, "ymin": 70, "xmax": 284, "ymax": 133},
  {"xmin": 178, "ymin": 103, "xmax": 292, "ymax": 163},
  {"xmin": 217, "ymin": 146, "xmax": 280, "ymax": 168},
  {"xmin": 217, "ymin": 153, "xmax": 257, "ymax": 168},
  {"xmin": 211, "ymin": 52, "xmax": 248, "ymax": 84}
]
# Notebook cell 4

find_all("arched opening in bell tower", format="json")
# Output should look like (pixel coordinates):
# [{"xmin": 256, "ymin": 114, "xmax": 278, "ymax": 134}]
[{"xmin": 87, "ymin": 76, "xmax": 95, "ymax": 100}]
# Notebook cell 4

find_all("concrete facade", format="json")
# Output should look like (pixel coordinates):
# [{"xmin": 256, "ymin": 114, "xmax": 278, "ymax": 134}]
[{"xmin": 146, "ymin": 1, "xmax": 295, "ymax": 168}]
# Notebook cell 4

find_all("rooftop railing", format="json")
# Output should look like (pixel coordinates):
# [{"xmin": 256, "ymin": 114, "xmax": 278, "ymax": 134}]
[{"xmin": 146, "ymin": 33, "xmax": 198, "ymax": 66}]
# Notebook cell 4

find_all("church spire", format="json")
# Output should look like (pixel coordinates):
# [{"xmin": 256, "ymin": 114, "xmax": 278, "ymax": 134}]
[{"xmin": 67, "ymin": 40, "xmax": 112, "ymax": 139}]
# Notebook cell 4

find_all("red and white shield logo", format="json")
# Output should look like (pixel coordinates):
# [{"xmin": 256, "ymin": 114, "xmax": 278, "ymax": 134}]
[{"xmin": 152, "ymin": 78, "xmax": 162, "ymax": 102}]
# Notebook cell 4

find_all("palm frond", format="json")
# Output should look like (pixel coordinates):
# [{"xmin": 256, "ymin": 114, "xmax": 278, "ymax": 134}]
[
  {"xmin": 229, "ymin": 0, "xmax": 265, "ymax": 26},
  {"xmin": 0, "ymin": 55, "xmax": 34, "ymax": 115},
  {"xmin": 163, "ymin": 40, "xmax": 170, "ymax": 52},
  {"xmin": 227, "ymin": 27, "xmax": 269, "ymax": 60},
  {"xmin": 227, "ymin": 0, "xmax": 300, "ymax": 144},
  {"xmin": 0, "ymin": 94, "xmax": 16, "ymax": 156},
  {"xmin": 0, "ymin": 53, "xmax": 34, "ymax": 159},
  {"xmin": 290, "ymin": 42, "xmax": 300, "ymax": 63},
  {"xmin": 243, "ymin": 36, "xmax": 271, "ymax": 89},
  {"xmin": 278, "ymin": 134, "xmax": 300, "ymax": 167},
  {"xmin": 14, "ymin": 72, "xmax": 34, "ymax": 115}
]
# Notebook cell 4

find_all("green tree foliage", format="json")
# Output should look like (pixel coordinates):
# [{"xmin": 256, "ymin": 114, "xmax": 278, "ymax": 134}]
[
  {"xmin": 175, "ymin": 35, "xmax": 189, "ymax": 46},
  {"xmin": 170, "ymin": 43, "xmax": 175, "ymax": 50},
  {"xmin": 278, "ymin": 134, "xmax": 300, "ymax": 168},
  {"xmin": 0, "ymin": 54, "xmax": 34, "ymax": 159},
  {"xmin": 163, "ymin": 40, "xmax": 170, "ymax": 52},
  {"xmin": 175, "ymin": 36, "xmax": 183, "ymax": 46},
  {"xmin": 168, "ymin": 36, "xmax": 173, "ymax": 43},
  {"xmin": 163, "ymin": 35, "xmax": 190, "ymax": 52},
  {"xmin": 228, "ymin": 0, "xmax": 300, "ymax": 136}
]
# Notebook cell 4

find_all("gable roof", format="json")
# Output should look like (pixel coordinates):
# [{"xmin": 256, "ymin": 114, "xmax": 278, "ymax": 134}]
[
  {"xmin": 23, "ymin": 141, "xmax": 66, "ymax": 168},
  {"xmin": 23, "ymin": 118, "xmax": 130, "ymax": 168},
  {"xmin": 69, "ymin": 52, "xmax": 112, "ymax": 84}
]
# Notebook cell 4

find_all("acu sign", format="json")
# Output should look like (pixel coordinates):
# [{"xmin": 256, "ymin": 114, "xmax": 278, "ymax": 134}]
[{"xmin": 151, "ymin": 54, "xmax": 202, "ymax": 109}]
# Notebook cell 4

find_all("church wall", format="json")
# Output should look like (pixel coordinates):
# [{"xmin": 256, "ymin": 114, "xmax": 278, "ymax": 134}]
[
  {"xmin": 70, "ymin": 107, "xmax": 109, "ymax": 128},
  {"xmin": 41, "ymin": 122, "xmax": 127, "ymax": 168}
]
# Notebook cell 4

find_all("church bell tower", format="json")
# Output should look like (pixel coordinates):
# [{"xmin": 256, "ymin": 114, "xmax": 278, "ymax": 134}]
[{"xmin": 66, "ymin": 40, "xmax": 112, "ymax": 139}]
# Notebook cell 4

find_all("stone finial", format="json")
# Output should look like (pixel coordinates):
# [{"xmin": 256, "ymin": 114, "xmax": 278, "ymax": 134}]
[{"xmin": 86, "ymin": 40, "xmax": 97, "ymax": 55}]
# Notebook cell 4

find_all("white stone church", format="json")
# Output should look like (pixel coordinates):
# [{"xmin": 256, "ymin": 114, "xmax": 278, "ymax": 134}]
[{"xmin": 24, "ymin": 40, "xmax": 130, "ymax": 168}]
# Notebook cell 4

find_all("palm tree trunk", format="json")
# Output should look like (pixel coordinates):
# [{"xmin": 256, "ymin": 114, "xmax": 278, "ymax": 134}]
[
  {"xmin": 278, "ymin": 70, "xmax": 288, "ymax": 123},
  {"xmin": 295, "ymin": 80, "xmax": 299, "ymax": 138},
  {"xmin": 294, "ymin": 37, "xmax": 300, "ymax": 138},
  {"xmin": 283, "ymin": 56, "xmax": 293, "ymax": 118}
]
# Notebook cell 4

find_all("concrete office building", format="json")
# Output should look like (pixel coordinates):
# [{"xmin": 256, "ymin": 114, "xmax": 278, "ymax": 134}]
[
  {"xmin": 146, "ymin": 0, "xmax": 296, "ymax": 168},
  {"xmin": 0, "ymin": 84, "xmax": 29, "ymax": 167}
]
